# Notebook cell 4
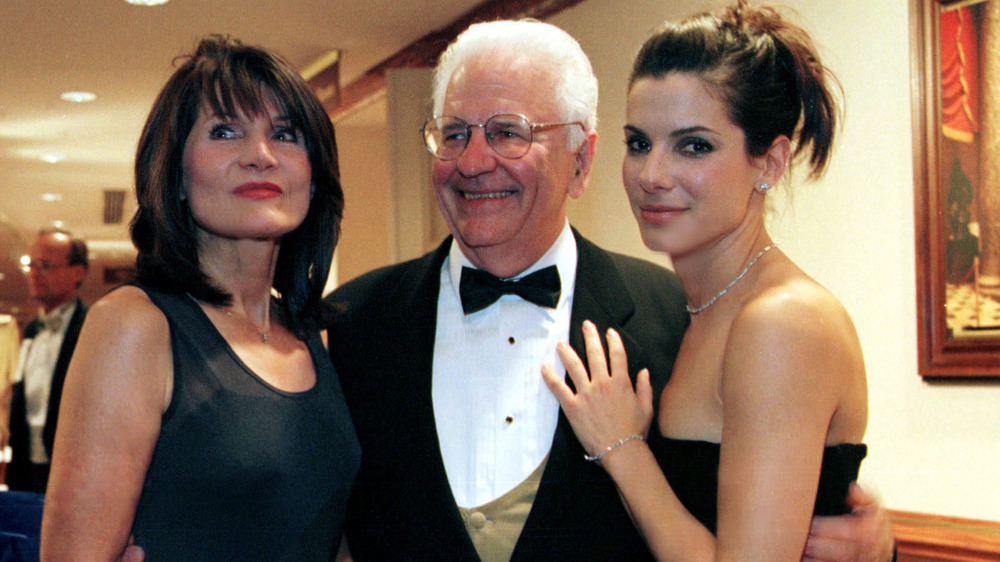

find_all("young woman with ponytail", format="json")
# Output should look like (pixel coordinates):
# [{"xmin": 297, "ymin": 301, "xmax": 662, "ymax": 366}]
[{"xmin": 543, "ymin": 3, "xmax": 877, "ymax": 560}]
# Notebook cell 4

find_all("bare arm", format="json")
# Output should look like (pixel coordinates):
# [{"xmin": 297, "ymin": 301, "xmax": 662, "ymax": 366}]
[
  {"xmin": 41, "ymin": 287, "xmax": 171, "ymax": 561},
  {"xmin": 713, "ymin": 298, "xmax": 860, "ymax": 561}
]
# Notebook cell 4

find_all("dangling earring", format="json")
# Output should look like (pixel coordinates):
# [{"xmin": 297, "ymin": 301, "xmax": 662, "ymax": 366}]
[
  {"xmin": 756, "ymin": 182, "xmax": 771, "ymax": 194},
  {"xmin": 310, "ymin": 184, "xmax": 316, "ymax": 200}
]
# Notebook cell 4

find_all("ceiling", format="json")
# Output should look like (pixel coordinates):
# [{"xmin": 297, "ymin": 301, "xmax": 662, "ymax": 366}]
[{"xmin": 0, "ymin": 0, "xmax": 486, "ymax": 320}]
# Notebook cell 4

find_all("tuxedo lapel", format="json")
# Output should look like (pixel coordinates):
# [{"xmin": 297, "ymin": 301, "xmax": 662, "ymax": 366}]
[
  {"xmin": 395, "ymin": 241, "xmax": 480, "ymax": 559},
  {"xmin": 341, "ymin": 238, "xmax": 481, "ymax": 560},
  {"xmin": 568, "ymin": 232, "xmax": 638, "ymax": 355},
  {"xmin": 44, "ymin": 299, "xmax": 87, "ymax": 455},
  {"xmin": 48, "ymin": 301, "xmax": 83, "ymax": 394},
  {"xmin": 513, "ymin": 230, "xmax": 647, "ymax": 559}
]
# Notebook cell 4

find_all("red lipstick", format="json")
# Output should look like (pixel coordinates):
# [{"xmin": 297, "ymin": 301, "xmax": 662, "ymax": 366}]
[{"xmin": 233, "ymin": 182, "xmax": 282, "ymax": 200}]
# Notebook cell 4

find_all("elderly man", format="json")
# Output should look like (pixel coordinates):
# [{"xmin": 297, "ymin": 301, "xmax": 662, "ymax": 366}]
[
  {"xmin": 326, "ymin": 19, "xmax": 893, "ymax": 562},
  {"xmin": 8, "ymin": 229, "xmax": 88, "ymax": 493}
]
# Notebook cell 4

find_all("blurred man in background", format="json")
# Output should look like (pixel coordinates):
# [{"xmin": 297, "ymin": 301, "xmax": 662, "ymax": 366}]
[{"xmin": 7, "ymin": 229, "xmax": 88, "ymax": 493}]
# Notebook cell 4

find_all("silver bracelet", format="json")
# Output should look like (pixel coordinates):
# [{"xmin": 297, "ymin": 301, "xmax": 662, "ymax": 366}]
[{"xmin": 583, "ymin": 434, "xmax": 645, "ymax": 462}]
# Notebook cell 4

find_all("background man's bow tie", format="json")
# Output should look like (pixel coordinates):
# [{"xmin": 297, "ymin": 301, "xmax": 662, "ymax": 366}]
[{"xmin": 41, "ymin": 315, "xmax": 64, "ymax": 333}]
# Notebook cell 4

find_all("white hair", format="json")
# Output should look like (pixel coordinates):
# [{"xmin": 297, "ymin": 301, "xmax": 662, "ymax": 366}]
[{"xmin": 431, "ymin": 19, "xmax": 598, "ymax": 146}]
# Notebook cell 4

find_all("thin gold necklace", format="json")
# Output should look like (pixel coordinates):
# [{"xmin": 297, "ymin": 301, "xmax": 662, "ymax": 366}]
[
  {"xmin": 189, "ymin": 294, "xmax": 272, "ymax": 343},
  {"xmin": 686, "ymin": 244, "xmax": 777, "ymax": 315},
  {"xmin": 220, "ymin": 307, "xmax": 271, "ymax": 343}
]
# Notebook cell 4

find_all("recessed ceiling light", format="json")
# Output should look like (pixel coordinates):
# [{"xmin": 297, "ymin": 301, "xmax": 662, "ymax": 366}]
[
  {"xmin": 41, "ymin": 193, "xmax": 64, "ymax": 202},
  {"xmin": 60, "ymin": 91, "xmax": 96, "ymax": 103},
  {"xmin": 124, "ymin": 0, "xmax": 169, "ymax": 5},
  {"xmin": 39, "ymin": 153, "xmax": 66, "ymax": 163}
]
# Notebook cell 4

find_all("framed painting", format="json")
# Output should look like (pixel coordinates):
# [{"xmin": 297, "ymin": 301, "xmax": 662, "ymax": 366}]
[{"xmin": 912, "ymin": 0, "xmax": 1000, "ymax": 377}]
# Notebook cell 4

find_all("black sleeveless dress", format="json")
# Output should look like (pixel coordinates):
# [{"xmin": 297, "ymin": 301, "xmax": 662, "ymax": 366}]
[
  {"xmin": 129, "ymin": 285, "xmax": 360, "ymax": 561},
  {"xmin": 648, "ymin": 428, "xmax": 866, "ymax": 534}
]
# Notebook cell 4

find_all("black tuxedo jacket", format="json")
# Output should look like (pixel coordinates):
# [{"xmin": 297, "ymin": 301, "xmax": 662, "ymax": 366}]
[
  {"xmin": 326, "ymin": 230, "xmax": 688, "ymax": 561},
  {"xmin": 8, "ymin": 298, "xmax": 88, "ymax": 490}
]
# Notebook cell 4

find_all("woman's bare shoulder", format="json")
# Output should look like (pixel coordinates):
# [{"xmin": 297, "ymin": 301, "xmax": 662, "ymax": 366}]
[
  {"xmin": 86, "ymin": 285, "xmax": 168, "ymax": 336},
  {"xmin": 722, "ymin": 271, "xmax": 868, "ymax": 443},
  {"xmin": 723, "ymin": 275, "xmax": 864, "ymax": 396},
  {"xmin": 68, "ymin": 285, "xmax": 174, "ymax": 411},
  {"xmin": 738, "ymin": 275, "xmax": 855, "ymax": 339},
  {"xmin": 74, "ymin": 286, "xmax": 173, "ymax": 381}
]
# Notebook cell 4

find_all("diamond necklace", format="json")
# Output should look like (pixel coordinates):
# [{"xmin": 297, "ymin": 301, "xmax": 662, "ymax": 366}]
[{"xmin": 685, "ymin": 244, "xmax": 778, "ymax": 315}]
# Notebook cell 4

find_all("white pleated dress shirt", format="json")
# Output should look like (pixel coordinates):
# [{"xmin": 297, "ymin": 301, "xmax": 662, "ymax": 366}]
[{"xmin": 432, "ymin": 222, "xmax": 577, "ymax": 508}]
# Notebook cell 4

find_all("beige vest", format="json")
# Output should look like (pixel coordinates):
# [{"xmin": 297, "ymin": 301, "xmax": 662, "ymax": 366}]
[{"xmin": 457, "ymin": 455, "xmax": 549, "ymax": 562}]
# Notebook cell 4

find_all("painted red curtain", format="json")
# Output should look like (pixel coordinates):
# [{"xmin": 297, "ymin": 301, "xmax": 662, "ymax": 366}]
[{"xmin": 941, "ymin": 7, "xmax": 980, "ymax": 143}]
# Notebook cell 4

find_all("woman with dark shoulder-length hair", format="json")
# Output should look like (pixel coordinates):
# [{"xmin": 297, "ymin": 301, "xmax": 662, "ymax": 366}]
[
  {"xmin": 544, "ymin": 2, "xmax": 873, "ymax": 560},
  {"xmin": 41, "ymin": 35, "xmax": 359, "ymax": 561}
]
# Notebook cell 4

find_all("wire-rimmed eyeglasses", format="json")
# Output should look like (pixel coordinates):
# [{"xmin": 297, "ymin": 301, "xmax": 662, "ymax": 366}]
[
  {"xmin": 421, "ymin": 114, "xmax": 586, "ymax": 161},
  {"xmin": 24, "ymin": 261, "xmax": 72, "ymax": 273}
]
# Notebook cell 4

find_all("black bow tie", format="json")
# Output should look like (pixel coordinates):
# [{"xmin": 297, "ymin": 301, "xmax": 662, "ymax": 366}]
[{"xmin": 459, "ymin": 265, "xmax": 561, "ymax": 315}]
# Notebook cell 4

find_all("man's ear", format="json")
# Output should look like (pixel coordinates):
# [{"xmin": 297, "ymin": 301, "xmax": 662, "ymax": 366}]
[
  {"xmin": 70, "ymin": 264, "xmax": 88, "ymax": 289},
  {"xmin": 568, "ymin": 130, "xmax": 598, "ymax": 200}
]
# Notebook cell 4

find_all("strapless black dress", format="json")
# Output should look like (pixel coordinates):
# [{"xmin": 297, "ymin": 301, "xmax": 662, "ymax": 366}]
[{"xmin": 647, "ymin": 429, "xmax": 867, "ymax": 534}]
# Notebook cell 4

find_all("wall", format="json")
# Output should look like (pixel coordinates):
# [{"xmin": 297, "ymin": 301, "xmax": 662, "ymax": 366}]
[
  {"xmin": 385, "ymin": 68, "xmax": 450, "ymax": 262},
  {"xmin": 333, "ymin": 98, "xmax": 394, "ymax": 285},
  {"xmin": 545, "ymin": 0, "xmax": 1000, "ymax": 520}
]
